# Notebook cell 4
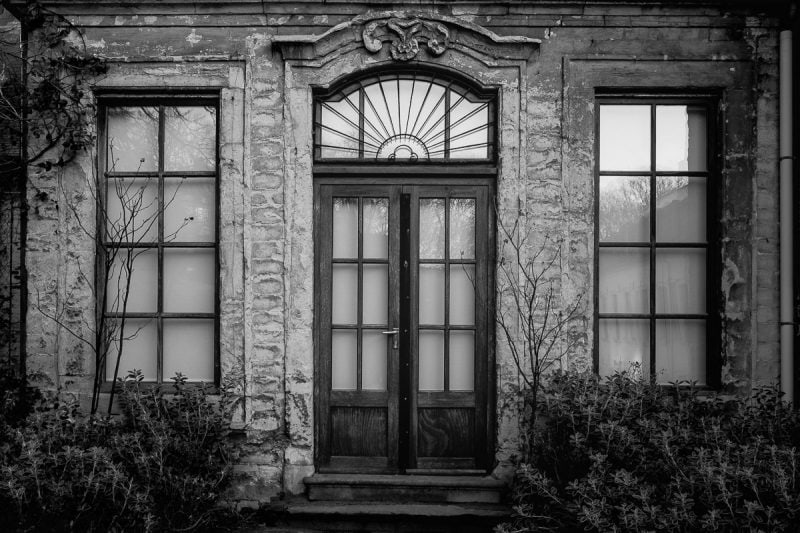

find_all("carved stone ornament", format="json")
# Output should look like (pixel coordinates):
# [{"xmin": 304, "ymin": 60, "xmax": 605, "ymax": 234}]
[{"xmin": 362, "ymin": 18, "xmax": 450, "ymax": 61}]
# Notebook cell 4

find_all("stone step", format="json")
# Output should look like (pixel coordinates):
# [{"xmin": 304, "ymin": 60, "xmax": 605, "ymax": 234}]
[
  {"xmin": 303, "ymin": 474, "xmax": 506, "ymax": 504},
  {"xmin": 255, "ymin": 498, "xmax": 512, "ymax": 533}
]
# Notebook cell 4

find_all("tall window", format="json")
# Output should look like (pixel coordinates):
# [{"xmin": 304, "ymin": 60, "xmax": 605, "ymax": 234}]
[
  {"xmin": 102, "ymin": 100, "xmax": 218, "ymax": 384},
  {"xmin": 596, "ymin": 98, "xmax": 715, "ymax": 385}
]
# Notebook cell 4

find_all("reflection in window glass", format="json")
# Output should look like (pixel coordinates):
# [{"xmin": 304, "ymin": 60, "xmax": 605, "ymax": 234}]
[
  {"xmin": 107, "ymin": 107, "xmax": 159, "ymax": 172},
  {"xmin": 656, "ymin": 106, "xmax": 707, "ymax": 171},
  {"xmin": 165, "ymin": 106, "xmax": 216, "ymax": 171},
  {"xmin": 599, "ymin": 176, "xmax": 650, "ymax": 242}
]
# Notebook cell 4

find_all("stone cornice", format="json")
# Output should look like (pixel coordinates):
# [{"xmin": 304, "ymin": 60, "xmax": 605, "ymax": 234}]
[
  {"xmin": 2, "ymin": 0, "xmax": 792, "ymax": 18},
  {"xmin": 273, "ymin": 10, "xmax": 539, "ymax": 62}
]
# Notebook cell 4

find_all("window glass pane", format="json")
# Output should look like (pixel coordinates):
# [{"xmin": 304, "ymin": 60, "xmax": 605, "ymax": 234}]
[
  {"xmin": 449, "ymin": 97, "xmax": 489, "ymax": 159},
  {"xmin": 656, "ymin": 176, "xmax": 706, "ymax": 243},
  {"xmin": 449, "ymin": 198, "xmax": 476, "ymax": 259},
  {"xmin": 106, "ymin": 177, "xmax": 159, "ymax": 243},
  {"xmin": 413, "ymin": 84, "xmax": 446, "ymax": 160},
  {"xmin": 106, "ymin": 318, "xmax": 157, "ymax": 381},
  {"xmin": 106, "ymin": 248, "xmax": 157, "ymax": 313},
  {"xmin": 419, "ymin": 264, "xmax": 445, "ymax": 325},
  {"xmin": 362, "ymin": 331, "xmax": 388, "ymax": 391},
  {"xmin": 164, "ymin": 178, "xmax": 216, "ymax": 242},
  {"xmin": 419, "ymin": 330, "xmax": 444, "ymax": 391},
  {"xmin": 332, "ymin": 330, "xmax": 357, "ymax": 390},
  {"xmin": 599, "ymin": 176, "xmax": 650, "ymax": 242},
  {"xmin": 164, "ymin": 106, "xmax": 216, "ymax": 172},
  {"xmin": 332, "ymin": 264, "xmax": 358, "ymax": 325},
  {"xmin": 320, "ymin": 96, "xmax": 360, "ymax": 158},
  {"xmin": 107, "ymin": 107, "xmax": 159, "ymax": 172},
  {"xmin": 333, "ymin": 198, "xmax": 358, "ymax": 259},
  {"xmin": 419, "ymin": 198, "xmax": 445, "ymax": 259},
  {"xmin": 599, "ymin": 105, "xmax": 651, "ymax": 171},
  {"xmin": 598, "ymin": 248, "xmax": 650, "ymax": 313},
  {"xmin": 449, "ymin": 331, "xmax": 474, "ymax": 391},
  {"xmin": 656, "ymin": 319, "xmax": 706, "ymax": 384},
  {"xmin": 450, "ymin": 265, "xmax": 475, "ymax": 326},
  {"xmin": 163, "ymin": 248, "xmax": 215, "ymax": 313},
  {"xmin": 656, "ymin": 106, "xmax": 707, "ymax": 172},
  {"xmin": 363, "ymin": 265, "xmax": 388, "ymax": 326},
  {"xmin": 656, "ymin": 249, "xmax": 706, "ymax": 314},
  {"xmin": 363, "ymin": 198, "xmax": 389, "ymax": 259},
  {"xmin": 163, "ymin": 319, "xmax": 214, "ymax": 382},
  {"xmin": 598, "ymin": 318, "xmax": 649, "ymax": 378}
]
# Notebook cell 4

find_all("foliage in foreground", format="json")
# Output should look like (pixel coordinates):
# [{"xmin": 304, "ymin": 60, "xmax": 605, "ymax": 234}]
[
  {"xmin": 498, "ymin": 371, "xmax": 800, "ymax": 532},
  {"xmin": 0, "ymin": 370, "xmax": 239, "ymax": 532}
]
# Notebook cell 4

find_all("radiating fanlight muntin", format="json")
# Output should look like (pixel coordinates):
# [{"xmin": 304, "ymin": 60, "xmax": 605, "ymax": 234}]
[{"xmin": 314, "ymin": 71, "xmax": 496, "ymax": 161}]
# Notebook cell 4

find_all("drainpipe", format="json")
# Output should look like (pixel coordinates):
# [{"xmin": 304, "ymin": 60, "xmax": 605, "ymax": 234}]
[{"xmin": 780, "ymin": 27, "xmax": 794, "ymax": 403}]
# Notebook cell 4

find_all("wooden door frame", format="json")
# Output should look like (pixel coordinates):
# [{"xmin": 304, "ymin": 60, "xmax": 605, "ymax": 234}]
[{"xmin": 313, "ymin": 172, "xmax": 496, "ymax": 474}]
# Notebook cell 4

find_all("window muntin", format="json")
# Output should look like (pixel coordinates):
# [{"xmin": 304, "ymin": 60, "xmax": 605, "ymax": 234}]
[
  {"xmin": 102, "ymin": 102, "xmax": 218, "ymax": 384},
  {"xmin": 314, "ymin": 72, "xmax": 495, "ymax": 162},
  {"xmin": 596, "ymin": 101, "xmax": 713, "ymax": 385}
]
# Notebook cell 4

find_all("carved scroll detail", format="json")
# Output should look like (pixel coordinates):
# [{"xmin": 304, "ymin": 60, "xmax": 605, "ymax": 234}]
[{"xmin": 362, "ymin": 18, "xmax": 450, "ymax": 61}]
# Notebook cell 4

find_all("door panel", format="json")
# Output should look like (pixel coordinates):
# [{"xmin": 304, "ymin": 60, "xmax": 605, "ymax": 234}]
[
  {"xmin": 318, "ymin": 185, "xmax": 401, "ymax": 473},
  {"xmin": 408, "ymin": 186, "xmax": 489, "ymax": 471},
  {"xmin": 316, "ymin": 182, "xmax": 491, "ymax": 473}
]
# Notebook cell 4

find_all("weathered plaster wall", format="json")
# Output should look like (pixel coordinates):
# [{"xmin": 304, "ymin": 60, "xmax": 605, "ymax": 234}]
[{"xmin": 20, "ymin": 0, "xmax": 783, "ymax": 504}]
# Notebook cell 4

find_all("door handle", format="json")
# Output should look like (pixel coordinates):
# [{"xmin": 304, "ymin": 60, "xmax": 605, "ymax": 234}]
[{"xmin": 381, "ymin": 327, "xmax": 400, "ymax": 349}]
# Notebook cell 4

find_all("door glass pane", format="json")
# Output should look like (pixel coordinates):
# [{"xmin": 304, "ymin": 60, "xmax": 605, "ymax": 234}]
[
  {"xmin": 599, "ymin": 176, "xmax": 650, "ymax": 242},
  {"xmin": 449, "ymin": 331, "xmax": 474, "ymax": 391},
  {"xmin": 656, "ymin": 105, "xmax": 707, "ymax": 172},
  {"xmin": 332, "ymin": 330, "xmax": 357, "ymax": 390},
  {"xmin": 419, "ymin": 199, "xmax": 445, "ymax": 259},
  {"xmin": 419, "ymin": 330, "xmax": 444, "ymax": 391},
  {"xmin": 450, "ymin": 265, "xmax": 475, "ymax": 326},
  {"xmin": 598, "ymin": 248, "xmax": 650, "ymax": 313},
  {"xmin": 332, "ymin": 264, "xmax": 358, "ymax": 325},
  {"xmin": 362, "ymin": 331, "xmax": 388, "ymax": 391},
  {"xmin": 599, "ymin": 105, "xmax": 650, "ymax": 171},
  {"xmin": 363, "ymin": 265, "xmax": 388, "ymax": 326},
  {"xmin": 449, "ymin": 198, "xmax": 475, "ymax": 259},
  {"xmin": 106, "ymin": 107, "xmax": 159, "ymax": 172},
  {"xmin": 106, "ymin": 177, "xmax": 159, "ymax": 243},
  {"xmin": 419, "ymin": 264, "xmax": 445, "ymax": 325},
  {"xmin": 164, "ymin": 178, "xmax": 216, "ymax": 242},
  {"xmin": 363, "ymin": 198, "xmax": 389, "ymax": 259},
  {"xmin": 163, "ymin": 319, "xmax": 214, "ymax": 382},
  {"xmin": 598, "ymin": 318, "xmax": 649, "ymax": 378},
  {"xmin": 107, "ymin": 248, "xmax": 157, "ymax": 313},
  {"xmin": 656, "ymin": 249, "xmax": 706, "ymax": 314},
  {"xmin": 656, "ymin": 319, "xmax": 706, "ymax": 385},
  {"xmin": 106, "ymin": 318, "xmax": 157, "ymax": 381},
  {"xmin": 333, "ymin": 198, "xmax": 358, "ymax": 258},
  {"xmin": 164, "ymin": 248, "xmax": 215, "ymax": 313},
  {"xmin": 164, "ymin": 106, "xmax": 216, "ymax": 172},
  {"xmin": 656, "ymin": 177, "xmax": 706, "ymax": 243}
]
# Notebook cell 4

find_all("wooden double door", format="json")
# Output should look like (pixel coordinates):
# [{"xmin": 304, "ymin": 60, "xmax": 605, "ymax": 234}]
[{"xmin": 315, "ymin": 181, "xmax": 493, "ymax": 473}]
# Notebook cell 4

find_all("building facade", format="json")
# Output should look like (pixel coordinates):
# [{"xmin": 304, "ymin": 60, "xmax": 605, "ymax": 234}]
[{"xmin": 1, "ymin": 0, "xmax": 797, "ymax": 505}]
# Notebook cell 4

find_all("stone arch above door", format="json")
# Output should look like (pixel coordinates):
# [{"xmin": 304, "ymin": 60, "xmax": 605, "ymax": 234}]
[{"xmin": 272, "ymin": 11, "xmax": 538, "ymax": 493}]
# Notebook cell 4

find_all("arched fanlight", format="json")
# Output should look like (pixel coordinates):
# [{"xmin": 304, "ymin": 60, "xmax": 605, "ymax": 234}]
[{"xmin": 314, "ymin": 71, "xmax": 495, "ymax": 162}]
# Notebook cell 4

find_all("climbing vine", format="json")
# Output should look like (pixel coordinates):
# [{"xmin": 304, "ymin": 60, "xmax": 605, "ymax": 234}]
[{"xmin": 1, "ymin": 0, "xmax": 106, "ymax": 175}]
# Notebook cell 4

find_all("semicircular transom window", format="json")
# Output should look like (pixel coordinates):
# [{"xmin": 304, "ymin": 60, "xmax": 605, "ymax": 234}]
[{"xmin": 314, "ymin": 72, "xmax": 496, "ymax": 162}]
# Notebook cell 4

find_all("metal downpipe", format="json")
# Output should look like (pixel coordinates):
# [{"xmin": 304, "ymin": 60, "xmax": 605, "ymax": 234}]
[{"xmin": 780, "ymin": 29, "xmax": 794, "ymax": 403}]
